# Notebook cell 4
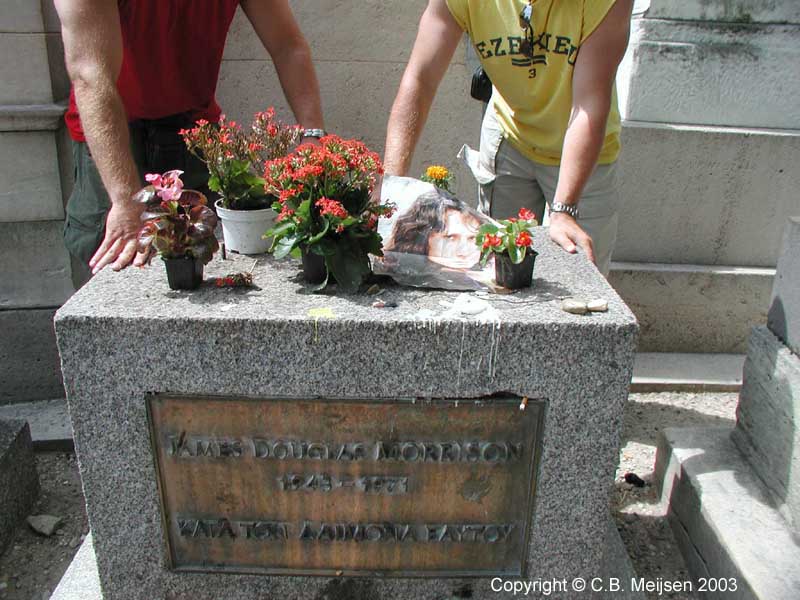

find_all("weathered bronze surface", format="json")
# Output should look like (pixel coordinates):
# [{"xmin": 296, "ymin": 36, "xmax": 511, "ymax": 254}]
[{"xmin": 147, "ymin": 395, "xmax": 544, "ymax": 577}]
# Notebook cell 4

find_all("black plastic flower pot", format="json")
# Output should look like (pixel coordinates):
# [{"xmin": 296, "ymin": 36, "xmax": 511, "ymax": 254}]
[
  {"xmin": 495, "ymin": 250, "xmax": 537, "ymax": 289},
  {"xmin": 163, "ymin": 257, "xmax": 204, "ymax": 290},
  {"xmin": 301, "ymin": 246, "xmax": 328, "ymax": 284}
]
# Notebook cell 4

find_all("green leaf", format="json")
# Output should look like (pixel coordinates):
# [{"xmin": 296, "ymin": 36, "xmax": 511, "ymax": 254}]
[
  {"xmin": 477, "ymin": 223, "xmax": 500, "ymax": 236},
  {"xmin": 273, "ymin": 234, "xmax": 298, "ymax": 259},
  {"xmin": 307, "ymin": 218, "xmax": 330, "ymax": 244},
  {"xmin": 508, "ymin": 243, "xmax": 521, "ymax": 264},
  {"xmin": 326, "ymin": 242, "xmax": 370, "ymax": 293},
  {"xmin": 265, "ymin": 220, "xmax": 294, "ymax": 239}
]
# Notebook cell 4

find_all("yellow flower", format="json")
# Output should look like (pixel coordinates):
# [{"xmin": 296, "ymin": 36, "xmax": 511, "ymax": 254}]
[{"xmin": 425, "ymin": 165, "xmax": 450, "ymax": 181}]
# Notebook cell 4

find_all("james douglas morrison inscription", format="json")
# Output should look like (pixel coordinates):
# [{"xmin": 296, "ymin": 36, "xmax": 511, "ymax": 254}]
[{"xmin": 147, "ymin": 395, "xmax": 544, "ymax": 577}]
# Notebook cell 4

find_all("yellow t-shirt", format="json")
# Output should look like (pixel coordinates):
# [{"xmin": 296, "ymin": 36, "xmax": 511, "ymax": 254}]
[{"xmin": 446, "ymin": 0, "xmax": 621, "ymax": 165}]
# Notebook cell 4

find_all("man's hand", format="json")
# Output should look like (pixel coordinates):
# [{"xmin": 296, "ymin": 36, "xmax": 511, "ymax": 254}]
[
  {"xmin": 548, "ymin": 212, "xmax": 595, "ymax": 265},
  {"xmin": 89, "ymin": 201, "xmax": 148, "ymax": 274}
]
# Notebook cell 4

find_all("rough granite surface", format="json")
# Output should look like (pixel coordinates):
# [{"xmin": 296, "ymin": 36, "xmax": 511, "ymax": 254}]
[
  {"xmin": 768, "ymin": 217, "xmax": 800, "ymax": 357},
  {"xmin": 55, "ymin": 234, "xmax": 638, "ymax": 600},
  {"xmin": 732, "ymin": 326, "xmax": 800, "ymax": 531},
  {"xmin": 0, "ymin": 419, "xmax": 39, "ymax": 555}
]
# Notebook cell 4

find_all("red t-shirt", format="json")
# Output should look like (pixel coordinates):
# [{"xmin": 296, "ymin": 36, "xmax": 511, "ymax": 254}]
[{"xmin": 65, "ymin": 0, "xmax": 240, "ymax": 142}]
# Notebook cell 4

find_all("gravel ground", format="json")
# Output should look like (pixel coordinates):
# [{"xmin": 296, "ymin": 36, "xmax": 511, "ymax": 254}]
[
  {"xmin": 613, "ymin": 392, "xmax": 739, "ymax": 600},
  {"xmin": 0, "ymin": 391, "xmax": 739, "ymax": 600},
  {"xmin": 0, "ymin": 452, "xmax": 88, "ymax": 600}
]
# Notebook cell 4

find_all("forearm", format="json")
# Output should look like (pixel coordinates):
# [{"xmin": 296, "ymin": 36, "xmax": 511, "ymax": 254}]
[
  {"xmin": 271, "ymin": 42, "xmax": 324, "ymax": 130},
  {"xmin": 384, "ymin": 77, "xmax": 433, "ymax": 176},
  {"xmin": 73, "ymin": 79, "xmax": 140, "ymax": 206},
  {"xmin": 553, "ymin": 102, "xmax": 609, "ymax": 207}
]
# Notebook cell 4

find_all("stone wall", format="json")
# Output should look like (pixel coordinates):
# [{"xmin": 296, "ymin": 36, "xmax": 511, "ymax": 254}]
[
  {"xmin": 217, "ymin": 2, "xmax": 481, "ymax": 201},
  {"xmin": 611, "ymin": 0, "xmax": 800, "ymax": 352},
  {"xmin": 0, "ymin": 1, "xmax": 72, "ymax": 404}
]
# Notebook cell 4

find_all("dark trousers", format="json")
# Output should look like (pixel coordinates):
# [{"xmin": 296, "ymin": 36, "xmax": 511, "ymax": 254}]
[{"xmin": 63, "ymin": 113, "xmax": 210, "ymax": 271}]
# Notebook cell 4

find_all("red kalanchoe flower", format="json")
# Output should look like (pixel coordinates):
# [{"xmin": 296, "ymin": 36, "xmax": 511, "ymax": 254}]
[
  {"xmin": 277, "ymin": 205, "xmax": 295, "ymax": 222},
  {"xmin": 316, "ymin": 197, "xmax": 348, "ymax": 219},
  {"xmin": 482, "ymin": 234, "xmax": 503, "ymax": 250},
  {"xmin": 515, "ymin": 231, "xmax": 533, "ymax": 247},
  {"xmin": 518, "ymin": 207, "xmax": 536, "ymax": 221}
]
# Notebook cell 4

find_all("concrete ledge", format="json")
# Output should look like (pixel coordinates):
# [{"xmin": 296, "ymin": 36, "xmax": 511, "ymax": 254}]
[
  {"xmin": 655, "ymin": 427, "xmax": 800, "ymax": 599},
  {"xmin": 0, "ymin": 33, "xmax": 53, "ymax": 105},
  {"xmin": 732, "ymin": 326, "xmax": 800, "ymax": 530},
  {"xmin": 0, "ymin": 1, "xmax": 45, "ymax": 33},
  {"xmin": 618, "ymin": 19, "xmax": 800, "ymax": 129},
  {"xmin": 631, "ymin": 353, "xmax": 744, "ymax": 392},
  {"xmin": 0, "ymin": 398, "xmax": 72, "ymax": 450},
  {"xmin": 0, "ymin": 420, "xmax": 39, "ymax": 555},
  {"xmin": 0, "ymin": 103, "xmax": 67, "ymax": 132},
  {"xmin": 609, "ymin": 262, "xmax": 774, "ymax": 354},
  {"xmin": 0, "ymin": 308, "xmax": 65, "ymax": 405},
  {"xmin": 615, "ymin": 121, "xmax": 800, "ymax": 267},
  {"xmin": 641, "ymin": 0, "xmax": 800, "ymax": 23},
  {"xmin": 0, "ymin": 221, "xmax": 74, "ymax": 309},
  {"xmin": 0, "ymin": 130, "xmax": 65, "ymax": 222},
  {"xmin": 768, "ymin": 217, "xmax": 800, "ymax": 356}
]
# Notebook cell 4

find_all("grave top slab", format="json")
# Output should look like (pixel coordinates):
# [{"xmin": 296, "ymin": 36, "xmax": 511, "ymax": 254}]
[{"xmin": 56, "ymin": 230, "xmax": 635, "ymax": 331}]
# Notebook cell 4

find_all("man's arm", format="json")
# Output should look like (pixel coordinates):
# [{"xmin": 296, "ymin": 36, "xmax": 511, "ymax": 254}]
[
  {"xmin": 56, "ymin": 0, "xmax": 148, "ymax": 274},
  {"xmin": 549, "ymin": 0, "xmax": 633, "ymax": 263},
  {"xmin": 383, "ymin": 0, "xmax": 463, "ymax": 176},
  {"xmin": 241, "ymin": 0, "xmax": 324, "ymax": 138}
]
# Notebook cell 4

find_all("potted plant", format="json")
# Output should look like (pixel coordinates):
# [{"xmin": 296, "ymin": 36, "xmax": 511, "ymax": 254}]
[
  {"xmin": 136, "ymin": 170, "xmax": 219, "ymax": 290},
  {"xmin": 180, "ymin": 109, "xmax": 301, "ymax": 254},
  {"xmin": 263, "ymin": 135, "xmax": 394, "ymax": 292},
  {"xmin": 476, "ymin": 207, "xmax": 539, "ymax": 289}
]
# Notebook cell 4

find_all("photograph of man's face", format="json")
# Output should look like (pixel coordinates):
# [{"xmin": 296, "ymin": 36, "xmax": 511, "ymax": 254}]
[{"xmin": 427, "ymin": 208, "xmax": 481, "ymax": 270}]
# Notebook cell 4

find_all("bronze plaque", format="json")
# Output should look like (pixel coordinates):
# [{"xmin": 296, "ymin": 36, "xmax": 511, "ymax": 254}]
[{"xmin": 147, "ymin": 395, "xmax": 544, "ymax": 577}]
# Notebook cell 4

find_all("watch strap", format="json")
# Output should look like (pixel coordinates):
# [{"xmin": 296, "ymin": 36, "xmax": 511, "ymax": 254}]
[
  {"xmin": 551, "ymin": 201, "xmax": 579, "ymax": 219},
  {"xmin": 302, "ymin": 128, "xmax": 326, "ymax": 139}
]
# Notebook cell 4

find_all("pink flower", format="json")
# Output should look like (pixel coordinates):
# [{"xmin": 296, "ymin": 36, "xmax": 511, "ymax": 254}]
[{"xmin": 147, "ymin": 169, "xmax": 184, "ymax": 201}]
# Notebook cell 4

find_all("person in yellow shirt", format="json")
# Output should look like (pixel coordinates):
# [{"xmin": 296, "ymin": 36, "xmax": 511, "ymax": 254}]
[{"xmin": 383, "ymin": 0, "xmax": 633, "ymax": 275}]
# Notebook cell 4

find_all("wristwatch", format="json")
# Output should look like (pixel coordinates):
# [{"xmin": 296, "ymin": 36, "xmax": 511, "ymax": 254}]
[
  {"xmin": 550, "ymin": 202, "xmax": 579, "ymax": 219},
  {"xmin": 302, "ymin": 128, "xmax": 326, "ymax": 139}
]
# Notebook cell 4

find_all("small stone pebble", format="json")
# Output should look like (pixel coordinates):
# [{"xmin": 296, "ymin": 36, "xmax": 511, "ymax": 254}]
[
  {"xmin": 587, "ymin": 298, "xmax": 609, "ymax": 312},
  {"xmin": 26, "ymin": 515, "xmax": 62, "ymax": 537},
  {"xmin": 561, "ymin": 298, "xmax": 588, "ymax": 315}
]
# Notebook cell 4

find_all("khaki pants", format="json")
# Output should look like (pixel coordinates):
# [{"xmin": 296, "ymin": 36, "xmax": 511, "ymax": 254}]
[{"xmin": 473, "ymin": 108, "xmax": 619, "ymax": 276}]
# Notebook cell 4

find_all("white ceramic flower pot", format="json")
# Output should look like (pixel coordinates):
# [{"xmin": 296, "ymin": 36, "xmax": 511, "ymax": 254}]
[{"xmin": 215, "ymin": 200, "xmax": 275, "ymax": 255}]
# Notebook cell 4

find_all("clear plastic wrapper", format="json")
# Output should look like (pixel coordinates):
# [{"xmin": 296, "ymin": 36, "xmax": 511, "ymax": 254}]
[{"xmin": 373, "ymin": 176, "xmax": 497, "ymax": 290}]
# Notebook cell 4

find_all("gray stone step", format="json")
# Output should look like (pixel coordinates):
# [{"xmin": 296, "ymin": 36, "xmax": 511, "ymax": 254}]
[
  {"xmin": 640, "ymin": 0, "xmax": 800, "ymax": 23},
  {"xmin": 618, "ymin": 18, "xmax": 800, "ymax": 129},
  {"xmin": 768, "ymin": 217, "xmax": 800, "ymax": 357},
  {"xmin": 0, "ymin": 419, "xmax": 39, "ymax": 555},
  {"xmin": 731, "ymin": 326, "xmax": 800, "ymax": 531},
  {"xmin": 655, "ymin": 426, "xmax": 800, "ymax": 599},
  {"xmin": 0, "ymin": 398, "xmax": 72, "ymax": 450},
  {"xmin": 615, "ymin": 121, "xmax": 800, "ymax": 268},
  {"xmin": 631, "ymin": 353, "xmax": 744, "ymax": 392},
  {"xmin": 609, "ymin": 262, "xmax": 774, "ymax": 354}
]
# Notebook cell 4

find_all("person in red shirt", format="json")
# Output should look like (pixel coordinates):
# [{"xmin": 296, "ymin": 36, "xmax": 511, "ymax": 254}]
[{"xmin": 56, "ymin": 0, "xmax": 325, "ymax": 280}]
